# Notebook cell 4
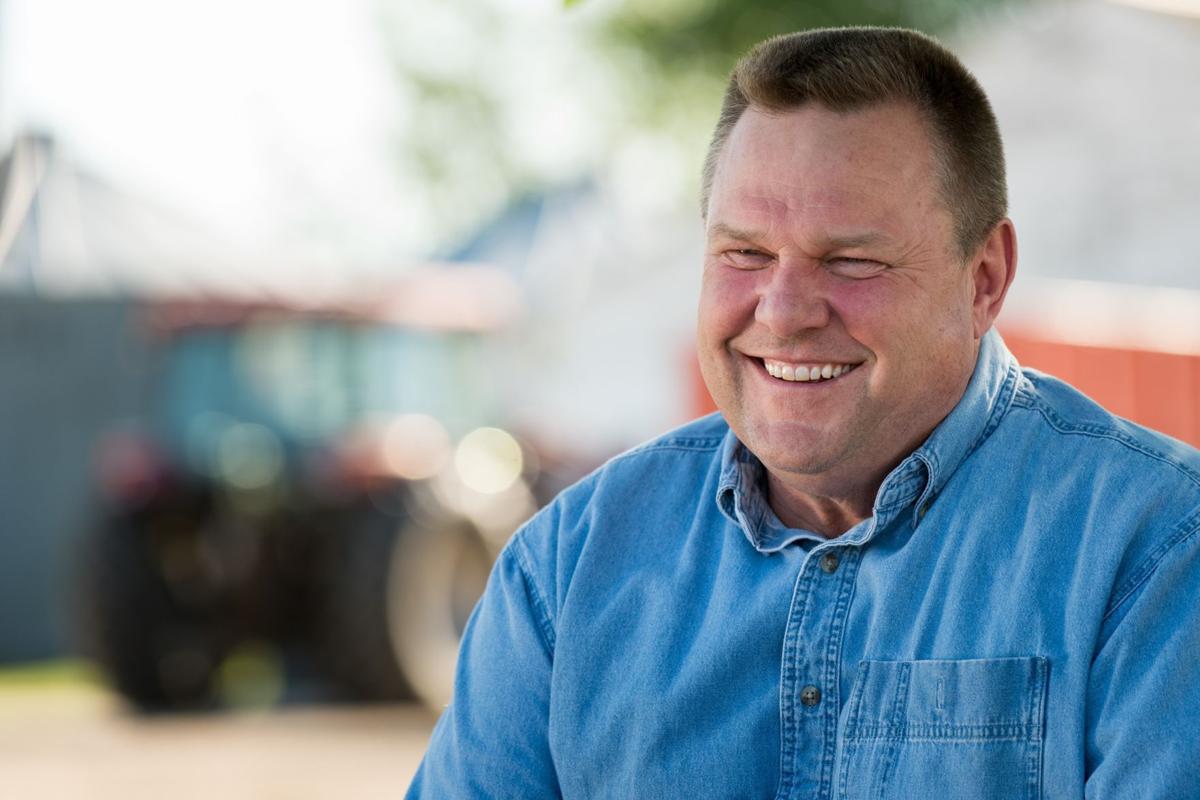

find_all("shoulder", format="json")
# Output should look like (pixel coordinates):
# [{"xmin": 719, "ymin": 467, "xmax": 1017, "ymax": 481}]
[
  {"xmin": 1006, "ymin": 366, "xmax": 1200, "ymax": 485},
  {"xmin": 506, "ymin": 413, "xmax": 731, "ymax": 623},
  {"xmin": 522, "ymin": 411, "xmax": 729, "ymax": 535},
  {"xmin": 542, "ymin": 412, "xmax": 729, "ymax": 508},
  {"xmin": 999, "ymin": 366, "xmax": 1200, "ymax": 615},
  {"xmin": 611, "ymin": 411, "xmax": 731, "ymax": 458}
]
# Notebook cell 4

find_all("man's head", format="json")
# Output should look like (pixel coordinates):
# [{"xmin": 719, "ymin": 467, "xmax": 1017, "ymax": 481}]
[
  {"xmin": 701, "ymin": 27, "xmax": 1006, "ymax": 261},
  {"xmin": 696, "ymin": 28, "xmax": 1017, "ymax": 529}
]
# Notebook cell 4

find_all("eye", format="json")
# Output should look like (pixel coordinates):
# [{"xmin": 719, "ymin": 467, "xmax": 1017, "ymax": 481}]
[
  {"xmin": 826, "ymin": 257, "xmax": 888, "ymax": 279},
  {"xmin": 723, "ymin": 249, "xmax": 773, "ymax": 270}
]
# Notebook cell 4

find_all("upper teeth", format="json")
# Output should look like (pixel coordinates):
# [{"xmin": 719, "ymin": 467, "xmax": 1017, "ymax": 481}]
[{"xmin": 763, "ymin": 360, "xmax": 856, "ymax": 382}]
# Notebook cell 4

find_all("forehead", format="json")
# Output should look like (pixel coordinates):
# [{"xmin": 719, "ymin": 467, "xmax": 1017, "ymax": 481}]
[{"xmin": 707, "ymin": 103, "xmax": 946, "ymax": 240}]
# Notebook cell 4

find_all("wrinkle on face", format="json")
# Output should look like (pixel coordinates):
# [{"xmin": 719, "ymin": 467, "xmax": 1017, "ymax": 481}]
[
  {"xmin": 705, "ymin": 101, "xmax": 957, "ymax": 267},
  {"xmin": 696, "ymin": 101, "xmax": 982, "ymax": 534}
]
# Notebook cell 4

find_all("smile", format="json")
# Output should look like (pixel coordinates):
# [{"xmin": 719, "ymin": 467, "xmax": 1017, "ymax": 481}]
[{"xmin": 761, "ymin": 358, "xmax": 860, "ymax": 383}]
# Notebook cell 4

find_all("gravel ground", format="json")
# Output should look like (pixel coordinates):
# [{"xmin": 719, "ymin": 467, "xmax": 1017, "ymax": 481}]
[{"xmin": 0, "ymin": 684, "xmax": 438, "ymax": 799}]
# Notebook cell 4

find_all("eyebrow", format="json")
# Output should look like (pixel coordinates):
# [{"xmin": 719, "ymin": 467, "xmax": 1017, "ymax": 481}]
[
  {"xmin": 706, "ymin": 223, "xmax": 762, "ymax": 242},
  {"xmin": 707, "ymin": 222, "xmax": 890, "ymax": 249},
  {"xmin": 822, "ymin": 231, "xmax": 890, "ymax": 249}
]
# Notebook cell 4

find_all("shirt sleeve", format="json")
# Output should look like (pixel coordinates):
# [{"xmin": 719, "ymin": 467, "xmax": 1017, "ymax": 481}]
[
  {"xmin": 405, "ymin": 529, "xmax": 561, "ymax": 799},
  {"xmin": 1084, "ymin": 515, "xmax": 1200, "ymax": 798}
]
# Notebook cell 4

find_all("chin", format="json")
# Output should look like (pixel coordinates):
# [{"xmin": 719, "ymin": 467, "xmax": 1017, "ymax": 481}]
[
  {"xmin": 761, "ymin": 449, "xmax": 841, "ymax": 479},
  {"xmin": 739, "ymin": 418, "xmax": 842, "ymax": 475}
]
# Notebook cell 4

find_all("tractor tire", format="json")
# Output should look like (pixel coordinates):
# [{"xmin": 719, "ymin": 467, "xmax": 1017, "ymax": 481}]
[
  {"xmin": 387, "ymin": 514, "xmax": 493, "ymax": 710},
  {"xmin": 74, "ymin": 513, "xmax": 225, "ymax": 712},
  {"xmin": 314, "ymin": 504, "xmax": 415, "ymax": 702},
  {"xmin": 315, "ymin": 503, "xmax": 492, "ymax": 709}
]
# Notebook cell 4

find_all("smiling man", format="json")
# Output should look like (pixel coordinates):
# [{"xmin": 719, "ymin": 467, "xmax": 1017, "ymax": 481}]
[
  {"xmin": 408, "ymin": 28, "xmax": 1200, "ymax": 799},
  {"xmin": 697, "ymin": 97, "xmax": 1008, "ymax": 537}
]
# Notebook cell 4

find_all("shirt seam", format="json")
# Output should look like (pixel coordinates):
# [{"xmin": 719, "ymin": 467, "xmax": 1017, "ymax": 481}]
[
  {"xmin": 820, "ymin": 552, "xmax": 860, "ymax": 795},
  {"xmin": 1101, "ymin": 506, "xmax": 1200, "ymax": 622},
  {"xmin": 616, "ymin": 437, "xmax": 726, "ymax": 460},
  {"xmin": 511, "ymin": 533, "xmax": 557, "ymax": 657},
  {"xmin": 1011, "ymin": 388, "xmax": 1200, "ymax": 489}
]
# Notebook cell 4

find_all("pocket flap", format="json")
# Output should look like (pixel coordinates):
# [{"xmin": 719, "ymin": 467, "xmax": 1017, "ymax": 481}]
[{"xmin": 845, "ymin": 656, "xmax": 1048, "ymax": 743}]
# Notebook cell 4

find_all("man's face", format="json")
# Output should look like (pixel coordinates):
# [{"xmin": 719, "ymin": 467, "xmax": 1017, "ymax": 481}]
[{"xmin": 698, "ymin": 102, "xmax": 984, "ymax": 490}]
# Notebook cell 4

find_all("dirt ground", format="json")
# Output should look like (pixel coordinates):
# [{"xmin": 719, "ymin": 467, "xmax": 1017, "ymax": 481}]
[{"xmin": 0, "ymin": 683, "xmax": 438, "ymax": 799}]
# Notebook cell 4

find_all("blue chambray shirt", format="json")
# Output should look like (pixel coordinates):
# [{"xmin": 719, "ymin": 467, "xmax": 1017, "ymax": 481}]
[{"xmin": 408, "ymin": 330, "xmax": 1200, "ymax": 799}]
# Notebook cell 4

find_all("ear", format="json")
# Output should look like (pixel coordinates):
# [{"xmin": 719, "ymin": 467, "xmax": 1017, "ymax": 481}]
[{"xmin": 970, "ymin": 218, "xmax": 1018, "ymax": 339}]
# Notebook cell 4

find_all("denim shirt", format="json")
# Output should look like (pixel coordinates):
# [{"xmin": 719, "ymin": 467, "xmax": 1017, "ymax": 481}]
[{"xmin": 408, "ymin": 330, "xmax": 1200, "ymax": 799}]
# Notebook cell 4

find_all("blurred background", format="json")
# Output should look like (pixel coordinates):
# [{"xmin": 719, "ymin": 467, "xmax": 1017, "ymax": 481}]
[{"xmin": 1, "ymin": 0, "xmax": 1198, "ymax": 796}]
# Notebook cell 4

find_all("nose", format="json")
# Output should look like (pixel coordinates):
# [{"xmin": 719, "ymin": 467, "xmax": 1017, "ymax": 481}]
[{"xmin": 754, "ymin": 258, "xmax": 831, "ymax": 337}]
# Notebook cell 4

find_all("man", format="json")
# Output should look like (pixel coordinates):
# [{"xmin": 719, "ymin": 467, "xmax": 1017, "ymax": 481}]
[{"xmin": 409, "ymin": 28, "xmax": 1200, "ymax": 798}]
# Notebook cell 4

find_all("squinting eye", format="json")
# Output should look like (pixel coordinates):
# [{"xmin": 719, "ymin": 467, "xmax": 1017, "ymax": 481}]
[
  {"xmin": 827, "ymin": 258, "xmax": 887, "ymax": 278},
  {"xmin": 724, "ymin": 249, "xmax": 772, "ymax": 270}
]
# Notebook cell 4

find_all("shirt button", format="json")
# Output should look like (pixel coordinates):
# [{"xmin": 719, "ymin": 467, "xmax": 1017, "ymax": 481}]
[
  {"xmin": 800, "ymin": 685, "xmax": 822, "ymax": 706},
  {"xmin": 819, "ymin": 552, "xmax": 840, "ymax": 574}
]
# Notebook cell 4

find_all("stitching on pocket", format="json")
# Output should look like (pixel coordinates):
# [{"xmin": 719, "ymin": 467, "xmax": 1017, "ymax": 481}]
[
  {"xmin": 1023, "ymin": 657, "xmax": 1050, "ymax": 800},
  {"xmin": 838, "ymin": 661, "xmax": 872, "ymax": 800},
  {"xmin": 838, "ymin": 657, "xmax": 1049, "ymax": 800},
  {"xmin": 874, "ymin": 662, "xmax": 912, "ymax": 798},
  {"xmin": 846, "ymin": 657, "xmax": 1046, "ymax": 742}
]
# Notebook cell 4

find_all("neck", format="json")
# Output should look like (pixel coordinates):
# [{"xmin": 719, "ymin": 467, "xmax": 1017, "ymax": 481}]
[{"xmin": 765, "ymin": 468, "xmax": 884, "ymax": 539}]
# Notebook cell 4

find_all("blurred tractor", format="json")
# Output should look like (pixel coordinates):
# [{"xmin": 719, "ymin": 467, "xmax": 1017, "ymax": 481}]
[{"xmin": 75, "ymin": 267, "xmax": 568, "ymax": 712}]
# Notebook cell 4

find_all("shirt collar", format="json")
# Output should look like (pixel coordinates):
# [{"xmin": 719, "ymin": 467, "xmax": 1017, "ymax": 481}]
[{"xmin": 716, "ymin": 329, "xmax": 1021, "ymax": 552}]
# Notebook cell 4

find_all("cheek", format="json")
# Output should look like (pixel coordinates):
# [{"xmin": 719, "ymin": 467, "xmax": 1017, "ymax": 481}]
[
  {"xmin": 826, "ymin": 281, "xmax": 893, "ymax": 344},
  {"xmin": 832, "ymin": 282, "xmax": 963, "ymax": 393},
  {"xmin": 834, "ymin": 277, "xmax": 971, "ymax": 346},
  {"xmin": 858, "ymin": 284, "xmax": 976, "ymax": 392},
  {"xmin": 698, "ymin": 265, "xmax": 757, "ymax": 343}
]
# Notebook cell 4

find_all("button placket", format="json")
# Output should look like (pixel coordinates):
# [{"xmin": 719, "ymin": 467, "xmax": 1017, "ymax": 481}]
[{"xmin": 775, "ymin": 546, "xmax": 860, "ymax": 800}]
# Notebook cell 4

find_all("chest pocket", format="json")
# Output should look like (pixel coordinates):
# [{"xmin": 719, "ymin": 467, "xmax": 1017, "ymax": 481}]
[{"xmin": 836, "ymin": 657, "xmax": 1049, "ymax": 800}]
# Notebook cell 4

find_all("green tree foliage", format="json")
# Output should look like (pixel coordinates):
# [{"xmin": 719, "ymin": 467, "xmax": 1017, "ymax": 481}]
[
  {"xmin": 376, "ymin": 0, "xmax": 1014, "ymax": 251},
  {"xmin": 594, "ymin": 0, "xmax": 1012, "ymax": 127}
]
